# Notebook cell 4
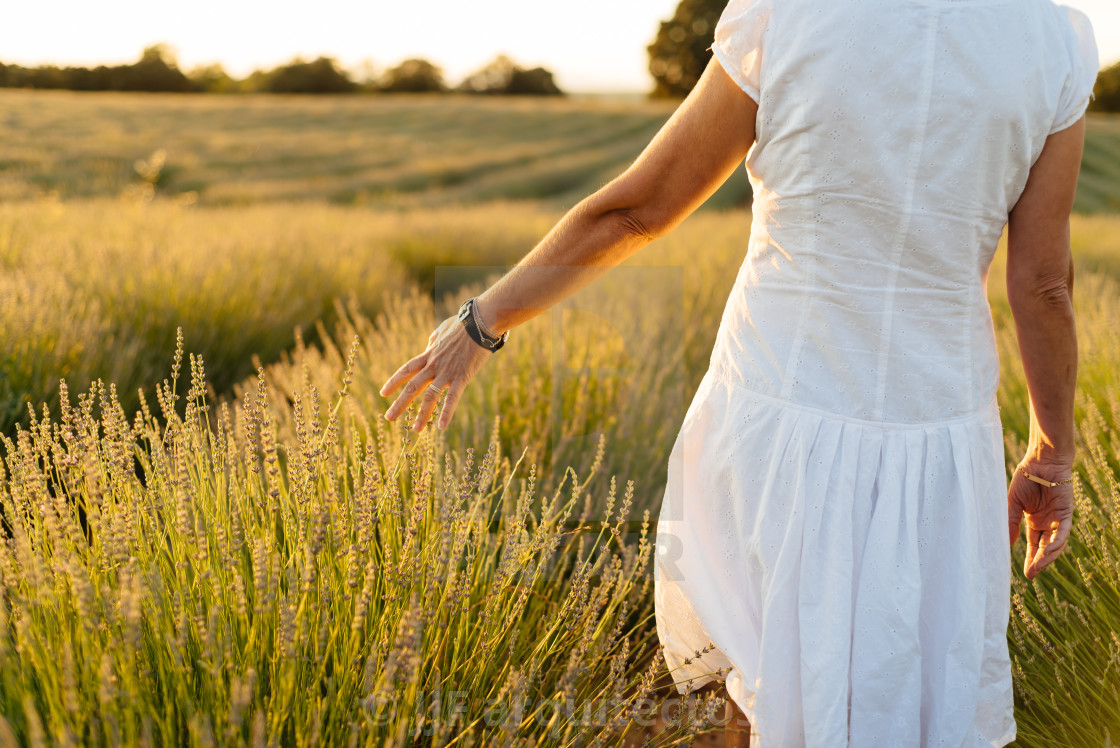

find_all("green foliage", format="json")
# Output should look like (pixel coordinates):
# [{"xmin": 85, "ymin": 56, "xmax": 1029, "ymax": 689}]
[
  {"xmin": 1090, "ymin": 61, "xmax": 1120, "ymax": 113},
  {"xmin": 187, "ymin": 63, "xmax": 239, "ymax": 93},
  {"xmin": 507, "ymin": 68, "xmax": 563, "ymax": 96},
  {"xmin": 647, "ymin": 0, "xmax": 725, "ymax": 98},
  {"xmin": 378, "ymin": 59, "xmax": 446, "ymax": 93},
  {"xmin": 0, "ymin": 334, "xmax": 723, "ymax": 745},
  {"xmin": 0, "ymin": 45, "xmax": 192, "ymax": 93},
  {"xmin": 458, "ymin": 56, "xmax": 563, "ymax": 96},
  {"xmin": 0, "ymin": 49, "xmax": 560, "ymax": 97},
  {"xmin": 247, "ymin": 57, "xmax": 357, "ymax": 94}
]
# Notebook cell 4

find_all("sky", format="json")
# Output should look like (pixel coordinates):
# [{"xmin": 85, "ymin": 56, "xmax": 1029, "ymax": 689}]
[{"xmin": 0, "ymin": 0, "xmax": 1117, "ymax": 94}]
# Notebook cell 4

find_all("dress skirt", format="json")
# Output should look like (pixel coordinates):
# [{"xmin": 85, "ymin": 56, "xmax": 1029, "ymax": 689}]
[{"xmin": 653, "ymin": 366, "xmax": 1017, "ymax": 747}]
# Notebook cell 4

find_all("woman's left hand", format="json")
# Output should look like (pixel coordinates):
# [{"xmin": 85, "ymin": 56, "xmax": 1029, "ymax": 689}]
[
  {"xmin": 1007, "ymin": 461, "xmax": 1075, "ymax": 580},
  {"xmin": 380, "ymin": 314, "xmax": 494, "ymax": 431}
]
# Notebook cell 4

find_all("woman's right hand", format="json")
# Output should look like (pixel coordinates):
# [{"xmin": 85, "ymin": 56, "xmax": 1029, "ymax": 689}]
[
  {"xmin": 380, "ymin": 313, "xmax": 494, "ymax": 432},
  {"xmin": 1007, "ymin": 459, "xmax": 1075, "ymax": 580}
]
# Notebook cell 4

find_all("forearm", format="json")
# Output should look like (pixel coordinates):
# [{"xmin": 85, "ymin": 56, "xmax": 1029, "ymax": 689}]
[
  {"xmin": 1008, "ymin": 266, "xmax": 1078, "ymax": 464},
  {"xmin": 467, "ymin": 58, "xmax": 758, "ymax": 338},
  {"xmin": 472, "ymin": 195, "xmax": 657, "ymax": 336}
]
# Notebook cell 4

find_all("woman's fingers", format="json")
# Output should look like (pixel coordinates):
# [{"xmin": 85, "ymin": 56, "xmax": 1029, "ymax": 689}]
[
  {"xmin": 411, "ymin": 384, "xmax": 445, "ymax": 432},
  {"xmin": 1006, "ymin": 473, "xmax": 1034, "ymax": 547},
  {"xmin": 383, "ymin": 366, "xmax": 433, "ymax": 422},
  {"xmin": 1007, "ymin": 497, "xmax": 1024, "ymax": 548},
  {"xmin": 437, "ymin": 381, "xmax": 467, "ymax": 430},
  {"xmin": 380, "ymin": 355, "xmax": 427, "ymax": 398},
  {"xmin": 1025, "ymin": 518, "xmax": 1071, "ymax": 579},
  {"xmin": 1024, "ymin": 530, "xmax": 1044, "ymax": 579}
]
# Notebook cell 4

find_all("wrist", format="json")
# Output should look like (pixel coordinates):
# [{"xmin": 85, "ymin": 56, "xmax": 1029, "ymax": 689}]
[
  {"xmin": 474, "ymin": 296, "xmax": 506, "ymax": 337},
  {"xmin": 1024, "ymin": 440, "xmax": 1075, "ymax": 469},
  {"xmin": 458, "ymin": 297, "xmax": 508, "ymax": 352},
  {"xmin": 1019, "ymin": 452, "xmax": 1074, "ymax": 479},
  {"xmin": 1026, "ymin": 424, "xmax": 1075, "ymax": 467},
  {"xmin": 1016, "ymin": 464, "xmax": 1074, "ymax": 488}
]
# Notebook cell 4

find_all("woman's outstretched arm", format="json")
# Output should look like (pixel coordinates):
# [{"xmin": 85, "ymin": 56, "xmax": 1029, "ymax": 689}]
[
  {"xmin": 381, "ymin": 57, "xmax": 759, "ymax": 431},
  {"xmin": 1005, "ymin": 115, "xmax": 1085, "ymax": 580}
]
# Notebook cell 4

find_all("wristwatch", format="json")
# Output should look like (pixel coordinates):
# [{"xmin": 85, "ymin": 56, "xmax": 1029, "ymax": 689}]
[{"xmin": 457, "ymin": 297, "xmax": 508, "ymax": 351}]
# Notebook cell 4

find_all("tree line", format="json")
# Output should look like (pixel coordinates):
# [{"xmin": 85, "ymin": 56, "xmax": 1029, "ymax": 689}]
[
  {"xmin": 0, "ymin": 46, "xmax": 563, "ymax": 96},
  {"xmin": 1091, "ymin": 61, "xmax": 1120, "ymax": 113}
]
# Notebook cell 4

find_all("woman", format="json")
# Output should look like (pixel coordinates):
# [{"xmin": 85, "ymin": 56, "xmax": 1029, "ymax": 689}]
[{"xmin": 381, "ymin": 0, "xmax": 1099, "ymax": 744}]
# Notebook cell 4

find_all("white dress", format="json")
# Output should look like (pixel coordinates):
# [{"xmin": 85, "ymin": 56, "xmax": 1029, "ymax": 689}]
[{"xmin": 653, "ymin": 0, "xmax": 1098, "ymax": 745}]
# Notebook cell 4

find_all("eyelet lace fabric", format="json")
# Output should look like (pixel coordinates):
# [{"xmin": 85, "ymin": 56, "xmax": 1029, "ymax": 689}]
[{"xmin": 654, "ymin": 0, "xmax": 1097, "ymax": 745}]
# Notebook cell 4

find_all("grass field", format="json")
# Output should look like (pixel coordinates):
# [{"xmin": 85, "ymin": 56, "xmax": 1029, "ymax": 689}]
[
  {"xmin": 1, "ymin": 91, "xmax": 1119, "ymax": 745},
  {"xmin": 4, "ymin": 90, "xmax": 1118, "ymax": 212},
  {"xmin": 0, "ymin": 90, "xmax": 752, "ymax": 211},
  {"xmin": 1078, "ymin": 115, "xmax": 1120, "ymax": 212}
]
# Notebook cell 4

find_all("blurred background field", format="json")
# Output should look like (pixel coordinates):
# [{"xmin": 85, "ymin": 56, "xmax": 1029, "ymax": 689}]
[
  {"xmin": 2, "ymin": 88, "xmax": 1120, "ymax": 745},
  {"xmin": 0, "ymin": 90, "xmax": 754, "ymax": 209},
  {"xmin": 2, "ymin": 90, "xmax": 1118, "ymax": 211},
  {"xmin": 1080, "ymin": 114, "xmax": 1120, "ymax": 211}
]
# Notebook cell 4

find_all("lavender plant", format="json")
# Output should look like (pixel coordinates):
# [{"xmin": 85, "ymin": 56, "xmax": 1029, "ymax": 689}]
[{"xmin": 0, "ymin": 330, "xmax": 728, "ymax": 747}]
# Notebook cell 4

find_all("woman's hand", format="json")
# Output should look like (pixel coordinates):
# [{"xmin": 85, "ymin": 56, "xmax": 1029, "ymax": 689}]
[
  {"xmin": 379, "ymin": 313, "xmax": 493, "ymax": 432},
  {"xmin": 1007, "ymin": 460, "xmax": 1075, "ymax": 580}
]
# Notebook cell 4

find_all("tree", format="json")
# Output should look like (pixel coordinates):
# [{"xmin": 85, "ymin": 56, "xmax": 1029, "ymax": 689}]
[
  {"xmin": 458, "ymin": 55, "xmax": 518, "ymax": 93},
  {"xmin": 378, "ymin": 59, "xmax": 445, "ymax": 93},
  {"xmin": 0, "ymin": 63, "xmax": 69, "ymax": 89},
  {"xmin": 115, "ymin": 45, "xmax": 194, "ymax": 92},
  {"xmin": 0, "ymin": 45, "xmax": 192, "ymax": 92},
  {"xmin": 259, "ymin": 57, "xmax": 356, "ymax": 94},
  {"xmin": 1090, "ymin": 61, "xmax": 1120, "ymax": 113},
  {"xmin": 507, "ymin": 67, "xmax": 562, "ymax": 95},
  {"xmin": 189, "ymin": 63, "xmax": 238, "ymax": 93},
  {"xmin": 647, "ymin": 0, "xmax": 725, "ymax": 98},
  {"xmin": 457, "ymin": 55, "xmax": 563, "ymax": 96}
]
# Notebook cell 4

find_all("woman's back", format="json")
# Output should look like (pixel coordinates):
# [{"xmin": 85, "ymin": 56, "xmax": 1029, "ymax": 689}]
[{"xmin": 709, "ymin": 0, "xmax": 1098, "ymax": 423}]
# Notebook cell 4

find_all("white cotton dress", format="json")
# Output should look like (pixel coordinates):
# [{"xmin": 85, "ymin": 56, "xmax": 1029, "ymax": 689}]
[{"xmin": 653, "ymin": 0, "xmax": 1099, "ymax": 745}]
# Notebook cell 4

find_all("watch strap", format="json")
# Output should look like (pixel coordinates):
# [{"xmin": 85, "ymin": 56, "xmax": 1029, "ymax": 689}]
[{"xmin": 458, "ymin": 298, "xmax": 507, "ymax": 351}]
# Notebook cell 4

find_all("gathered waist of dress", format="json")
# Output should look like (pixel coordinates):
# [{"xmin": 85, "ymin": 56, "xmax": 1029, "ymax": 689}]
[
  {"xmin": 707, "ymin": 351, "xmax": 1002, "ymax": 430},
  {"xmin": 709, "ymin": 273, "xmax": 1003, "ymax": 425}
]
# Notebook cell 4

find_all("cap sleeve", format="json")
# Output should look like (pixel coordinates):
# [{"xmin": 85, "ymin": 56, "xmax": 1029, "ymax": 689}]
[
  {"xmin": 711, "ymin": 0, "xmax": 773, "ymax": 104},
  {"xmin": 1050, "ymin": 5, "xmax": 1099, "ymax": 134}
]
